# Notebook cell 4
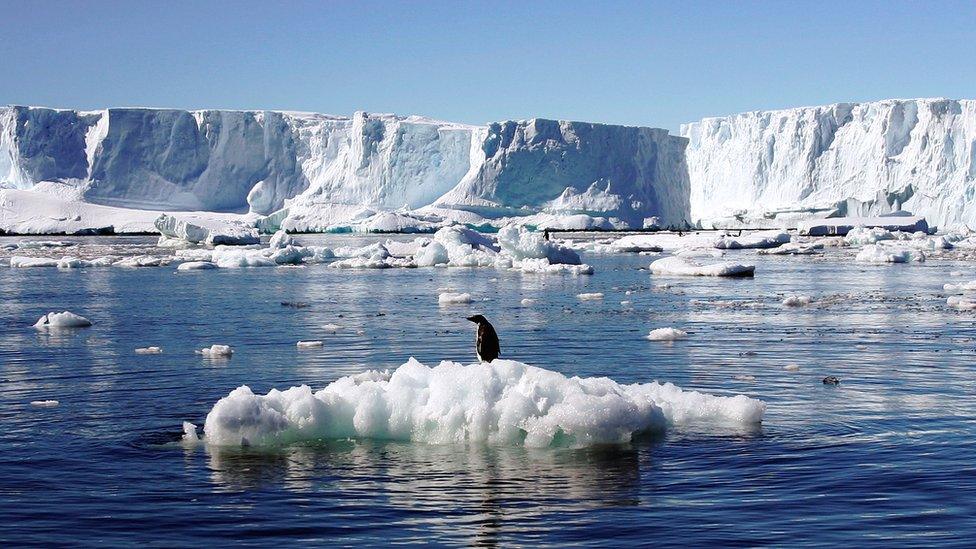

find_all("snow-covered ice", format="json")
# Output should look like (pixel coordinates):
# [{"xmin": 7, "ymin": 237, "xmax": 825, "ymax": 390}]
[
  {"xmin": 192, "ymin": 358, "xmax": 765, "ymax": 448},
  {"xmin": 577, "ymin": 292, "xmax": 604, "ymax": 300},
  {"xmin": 297, "ymin": 341, "xmax": 324, "ymax": 349}
]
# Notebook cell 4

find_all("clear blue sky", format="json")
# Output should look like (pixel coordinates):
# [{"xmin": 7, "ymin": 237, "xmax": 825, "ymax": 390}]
[{"xmin": 1, "ymin": 0, "xmax": 973, "ymax": 131}]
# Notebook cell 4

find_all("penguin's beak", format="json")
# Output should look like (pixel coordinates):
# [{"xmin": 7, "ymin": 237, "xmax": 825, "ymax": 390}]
[{"xmin": 465, "ymin": 316, "xmax": 477, "ymax": 322}]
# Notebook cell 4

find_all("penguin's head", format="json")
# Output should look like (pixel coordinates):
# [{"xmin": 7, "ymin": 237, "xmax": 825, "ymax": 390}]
[{"xmin": 466, "ymin": 314, "xmax": 487, "ymax": 324}]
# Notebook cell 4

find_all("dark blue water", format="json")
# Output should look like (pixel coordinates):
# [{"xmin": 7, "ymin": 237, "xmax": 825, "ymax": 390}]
[{"xmin": 2, "ymin": 235, "xmax": 975, "ymax": 546}]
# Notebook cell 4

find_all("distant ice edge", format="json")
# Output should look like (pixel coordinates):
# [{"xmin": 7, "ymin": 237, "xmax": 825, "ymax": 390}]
[
  {"xmin": 0, "ymin": 106, "xmax": 691, "ymax": 233},
  {"xmin": 190, "ymin": 358, "xmax": 766, "ymax": 448}
]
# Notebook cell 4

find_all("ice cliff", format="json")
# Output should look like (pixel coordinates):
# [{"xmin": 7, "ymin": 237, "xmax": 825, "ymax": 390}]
[
  {"xmin": 681, "ymin": 98, "xmax": 976, "ymax": 229},
  {"xmin": 0, "ymin": 106, "xmax": 691, "ymax": 231}
]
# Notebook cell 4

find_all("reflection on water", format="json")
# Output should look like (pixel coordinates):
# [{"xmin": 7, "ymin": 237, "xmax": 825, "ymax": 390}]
[{"xmin": 1, "ymin": 234, "xmax": 975, "ymax": 545}]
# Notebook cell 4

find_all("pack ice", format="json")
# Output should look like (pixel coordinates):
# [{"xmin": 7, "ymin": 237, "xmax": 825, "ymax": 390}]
[{"xmin": 191, "ymin": 358, "xmax": 765, "ymax": 448}]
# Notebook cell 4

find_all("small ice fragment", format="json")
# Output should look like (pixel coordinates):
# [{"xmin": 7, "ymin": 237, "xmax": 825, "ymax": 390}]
[
  {"xmin": 135, "ymin": 346, "xmax": 163, "ymax": 354},
  {"xmin": 182, "ymin": 422, "xmax": 200, "ymax": 442},
  {"xmin": 520, "ymin": 298, "xmax": 537, "ymax": 306},
  {"xmin": 646, "ymin": 327, "xmax": 688, "ymax": 341},
  {"xmin": 439, "ymin": 292, "xmax": 473, "ymax": 304},
  {"xmin": 34, "ymin": 311, "xmax": 92, "ymax": 329},
  {"xmin": 577, "ymin": 292, "xmax": 604, "ymax": 300},
  {"xmin": 31, "ymin": 400, "xmax": 60, "ymax": 407},
  {"xmin": 734, "ymin": 375, "xmax": 756, "ymax": 382},
  {"xmin": 297, "ymin": 340, "xmax": 323, "ymax": 348},
  {"xmin": 177, "ymin": 261, "xmax": 217, "ymax": 271},
  {"xmin": 949, "ymin": 271, "xmax": 964, "ymax": 277},
  {"xmin": 199, "ymin": 345, "xmax": 233, "ymax": 357},
  {"xmin": 784, "ymin": 364, "xmax": 801, "ymax": 372},
  {"xmin": 322, "ymin": 323, "xmax": 341, "ymax": 332},
  {"xmin": 782, "ymin": 295, "xmax": 812, "ymax": 307},
  {"xmin": 620, "ymin": 300, "xmax": 632, "ymax": 306}
]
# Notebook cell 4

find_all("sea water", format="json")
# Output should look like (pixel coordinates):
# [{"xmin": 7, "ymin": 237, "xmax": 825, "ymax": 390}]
[{"xmin": 1, "ymin": 234, "xmax": 974, "ymax": 545}]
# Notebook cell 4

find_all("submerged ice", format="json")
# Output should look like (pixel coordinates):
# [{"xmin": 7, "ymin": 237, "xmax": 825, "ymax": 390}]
[{"xmin": 192, "ymin": 358, "xmax": 765, "ymax": 448}]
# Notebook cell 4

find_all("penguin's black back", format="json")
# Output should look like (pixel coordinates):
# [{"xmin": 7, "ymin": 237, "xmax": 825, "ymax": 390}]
[{"xmin": 477, "ymin": 321, "xmax": 500, "ymax": 363}]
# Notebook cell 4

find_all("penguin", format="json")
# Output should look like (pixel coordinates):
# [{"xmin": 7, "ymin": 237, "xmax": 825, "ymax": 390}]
[{"xmin": 466, "ymin": 315, "xmax": 500, "ymax": 363}]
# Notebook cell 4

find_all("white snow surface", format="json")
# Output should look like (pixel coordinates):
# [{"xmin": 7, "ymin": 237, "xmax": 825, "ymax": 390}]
[{"xmin": 193, "ymin": 358, "xmax": 765, "ymax": 448}]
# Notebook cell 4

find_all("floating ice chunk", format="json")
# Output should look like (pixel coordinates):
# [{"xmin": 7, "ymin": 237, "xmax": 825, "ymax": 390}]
[
  {"xmin": 322, "ymin": 324, "xmax": 342, "ymax": 332},
  {"xmin": 734, "ymin": 375, "xmax": 756, "ymax": 382},
  {"xmin": 515, "ymin": 258, "xmax": 594, "ymax": 275},
  {"xmin": 114, "ymin": 255, "xmax": 171, "ymax": 268},
  {"xmin": 297, "ymin": 340, "xmax": 323, "ymax": 348},
  {"xmin": 268, "ymin": 230, "xmax": 294, "ymax": 249},
  {"xmin": 784, "ymin": 364, "xmax": 801, "ymax": 372},
  {"xmin": 196, "ymin": 358, "xmax": 766, "ymax": 448},
  {"xmin": 34, "ymin": 311, "xmax": 92, "ymax": 328},
  {"xmin": 496, "ymin": 225, "xmax": 582, "ymax": 265},
  {"xmin": 944, "ymin": 281, "xmax": 976, "ymax": 293},
  {"xmin": 947, "ymin": 295, "xmax": 976, "ymax": 311},
  {"xmin": 646, "ymin": 327, "xmax": 688, "ymax": 341},
  {"xmin": 844, "ymin": 227, "xmax": 896, "ymax": 246},
  {"xmin": 135, "ymin": 346, "xmax": 163, "ymax": 354},
  {"xmin": 12, "ymin": 240, "xmax": 73, "ymax": 249},
  {"xmin": 782, "ymin": 295, "xmax": 813, "ymax": 307},
  {"xmin": 439, "ymin": 292, "xmax": 474, "ymax": 304},
  {"xmin": 415, "ymin": 241, "xmax": 450, "ymax": 267},
  {"xmin": 854, "ymin": 245, "xmax": 924, "ymax": 263},
  {"xmin": 155, "ymin": 214, "xmax": 259, "ymax": 246},
  {"xmin": 174, "ymin": 248, "xmax": 215, "ymax": 262},
  {"xmin": 757, "ymin": 242, "xmax": 823, "ymax": 255},
  {"xmin": 210, "ymin": 247, "xmax": 275, "ymax": 268},
  {"xmin": 714, "ymin": 230, "xmax": 790, "ymax": 249},
  {"xmin": 950, "ymin": 271, "xmax": 965, "ymax": 277},
  {"xmin": 199, "ymin": 345, "xmax": 233, "ymax": 357},
  {"xmin": 55, "ymin": 257, "xmax": 95, "ymax": 269},
  {"xmin": 577, "ymin": 292, "xmax": 604, "ymax": 300},
  {"xmin": 10, "ymin": 256, "xmax": 59, "ymax": 268},
  {"xmin": 520, "ymin": 298, "xmax": 537, "ymax": 306},
  {"xmin": 650, "ymin": 257, "xmax": 755, "ymax": 277},
  {"xmin": 31, "ymin": 400, "xmax": 60, "ymax": 407},
  {"xmin": 182, "ymin": 422, "xmax": 200, "ymax": 443},
  {"xmin": 177, "ymin": 261, "xmax": 218, "ymax": 271}
]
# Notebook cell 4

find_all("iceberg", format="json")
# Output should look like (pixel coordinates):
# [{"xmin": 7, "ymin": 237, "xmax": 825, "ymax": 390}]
[
  {"xmin": 2, "ymin": 106, "xmax": 690, "ymax": 234},
  {"xmin": 192, "ymin": 358, "xmax": 765, "ymax": 448},
  {"xmin": 682, "ymin": 98, "xmax": 976, "ymax": 229}
]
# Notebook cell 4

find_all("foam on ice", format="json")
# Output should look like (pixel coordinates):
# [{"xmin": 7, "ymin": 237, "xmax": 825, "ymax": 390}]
[{"xmin": 192, "ymin": 358, "xmax": 765, "ymax": 448}]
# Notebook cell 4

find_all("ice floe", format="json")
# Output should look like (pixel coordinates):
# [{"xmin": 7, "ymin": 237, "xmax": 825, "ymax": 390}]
[
  {"xmin": 297, "ymin": 341, "xmax": 324, "ymax": 349},
  {"xmin": 191, "ymin": 358, "xmax": 766, "ymax": 448},
  {"xmin": 854, "ymin": 245, "xmax": 925, "ymax": 263},
  {"xmin": 650, "ymin": 257, "xmax": 755, "ymax": 277},
  {"xmin": 577, "ymin": 292, "xmax": 604, "ymax": 300}
]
